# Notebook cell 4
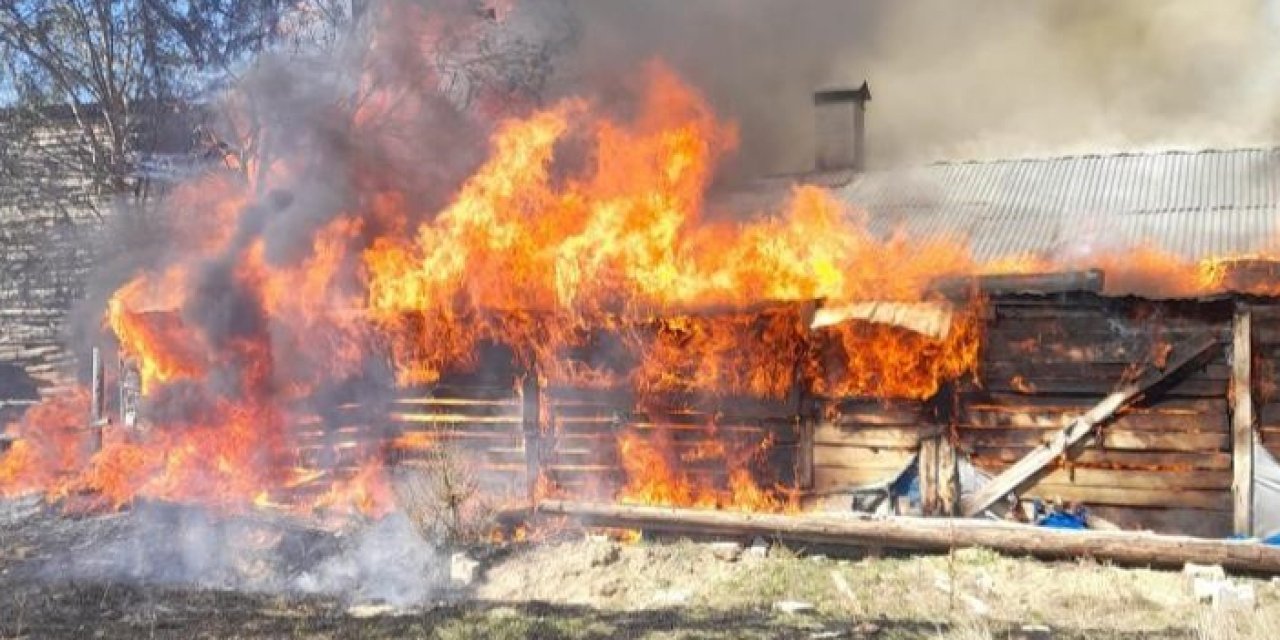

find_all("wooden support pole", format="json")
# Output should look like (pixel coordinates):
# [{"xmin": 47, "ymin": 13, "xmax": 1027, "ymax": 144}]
[
  {"xmin": 89, "ymin": 347, "xmax": 104, "ymax": 452},
  {"xmin": 962, "ymin": 335, "xmax": 1221, "ymax": 516},
  {"xmin": 938, "ymin": 435, "xmax": 959, "ymax": 516},
  {"xmin": 522, "ymin": 373, "xmax": 542, "ymax": 502},
  {"xmin": 538, "ymin": 500, "xmax": 1280, "ymax": 574},
  {"xmin": 1232, "ymin": 305, "xmax": 1255, "ymax": 537},
  {"xmin": 919, "ymin": 436, "xmax": 939, "ymax": 515}
]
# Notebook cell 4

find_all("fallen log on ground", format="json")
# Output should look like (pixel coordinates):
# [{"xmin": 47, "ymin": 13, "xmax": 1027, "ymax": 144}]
[{"xmin": 537, "ymin": 500, "xmax": 1280, "ymax": 574}]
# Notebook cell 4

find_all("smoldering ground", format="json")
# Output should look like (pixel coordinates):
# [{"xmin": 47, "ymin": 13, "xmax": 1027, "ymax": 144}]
[{"xmin": 1, "ymin": 497, "xmax": 448, "ymax": 607}]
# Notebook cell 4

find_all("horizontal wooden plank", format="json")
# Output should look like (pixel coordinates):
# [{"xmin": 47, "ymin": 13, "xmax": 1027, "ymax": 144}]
[
  {"xmin": 390, "ymin": 412, "xmax": 522, "ymax": 426},
  {"xmin": 814, "ymin": 424, "xmax": 929, "ymax": 448},
  {"xmin": 983, "ymin": 361, "xmax": 1229, "ymax": 382},
  {"xmin": 963, "ymin": 430, "xmax": 1228, "ymax": 452},
  {"xmin": 980, "ymin": 376, "xmax": 1225, "ymax": 398},
  {"xmin": 546, "ymin": 387, "xmax": 796, "ymax": 417},
  {"xmin": 1018, "ymin": 483, "xmax": 1230, "ymax": 511},
  {"xmin": 389, "ymin": 429, "xmax": 524, "ymax": 445},
  {"xmin": 396, "ymin": 384, "xmax": 519, "ymax": 401},
  {"xmin": 960, "ymin": 408, "xmax": 1227, "ymax": 433},
  {"xmin": 813, "ymin": 466, "xmax": 908, "ymax": 493},
  {"xmin": 963, "ymin": 392, "xmax": 1227, "ymax": 414},
  {"xmin": 833, "ymin": 404, "xmax": 926, "ymax": 427},
  {"xmin": 813, "ymin": 444, "xmax": 917, "ymax": 469},
  {"xmin": 968, "ymin": 447, "xmax": 1232, "ymax": 471},
  {"xmin": 983, "ymin": 337, "xmax": 1228, "ymax": 365},
  {"xmin": 969, "ymin": 467, "xmax": 1232, "ymax": 491}
]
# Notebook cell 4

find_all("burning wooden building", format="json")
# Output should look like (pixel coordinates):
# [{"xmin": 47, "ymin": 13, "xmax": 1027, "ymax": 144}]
[{"xmin": 5, "ymin": 73, "xmax": 1280, "ymax": 553}]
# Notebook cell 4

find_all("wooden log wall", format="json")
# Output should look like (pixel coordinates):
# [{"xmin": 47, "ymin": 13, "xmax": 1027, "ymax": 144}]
[
  {"xmin": 297, "ymin": 379, "xmax": 804, "ymax": 507},
  {"xmin": 0, "ymin": 120, "xmax": 114, "ymax": 407},
  {"xmin": 811, "ymin": 397, "xmax": 929, "ymax": 495},
  {"xmin": 961, "ymin": 293, "xmax": 1234, "ymax": 537},
  {"xmin": 540, "ymin": 386, "xmax": 802, "ymax": 501},
  {"xmin": 1250, "ymin": 304, "xmax": 1280, "ymax": 464},
  {"xmin": 384, "ymin": 383, "xmax": 530, "ymax": 500}
]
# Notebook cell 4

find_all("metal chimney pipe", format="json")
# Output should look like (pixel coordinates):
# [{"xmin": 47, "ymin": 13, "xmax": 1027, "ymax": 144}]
[{"xmin": 814, "ymin": 82, "xmax": 872, "ymax": 172}]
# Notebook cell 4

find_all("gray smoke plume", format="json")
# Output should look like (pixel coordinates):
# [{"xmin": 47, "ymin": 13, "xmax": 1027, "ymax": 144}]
[
  {"xmin": 544, "ymin": 0, "xmax": 1280, "ymax": 174},
  {"xmin": 32, "ymin": 503, "xmax": 444, "ymax": 606}
]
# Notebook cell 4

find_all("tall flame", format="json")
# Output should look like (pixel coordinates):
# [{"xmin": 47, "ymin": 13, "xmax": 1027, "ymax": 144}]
[{"xmin": 1, "ymin": 19, "xmax": 987, "ymax": 518}]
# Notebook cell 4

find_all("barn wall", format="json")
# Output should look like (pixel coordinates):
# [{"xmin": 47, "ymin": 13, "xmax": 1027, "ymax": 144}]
[
  {"xmin": 0, "ymin": 122, "xmax": 109, "ymax": 416},
  {"xmin": 811, "ymin": 398, "xmax": 927, "ymax": 496},
  {"xmin": 318, "ymin": 376, "xmax": 804, "ymax": 507},
  {"xmin": 1251, "ymin": 305, "xmax": 1280, "ymax": 465},
  {"xmin": 960, "ymin": 293, "xmax": 1234, "ymax": 537}
]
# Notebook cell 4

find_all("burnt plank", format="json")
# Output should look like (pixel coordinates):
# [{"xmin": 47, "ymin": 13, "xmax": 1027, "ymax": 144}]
[
  {"xmin": 983, "ymin": 361, "xmax": 1230, "ymax": 382},
  {"xmin": 832, "ymin": 400, "xmax": 926, "ymax": 426},
  {"xmin": 980, "ymin": 376, "xmax": 1225, "ymax": 398},
  {"xmin": 963, "ymin": 392, "xmax": 1227, "ymax": 414}
]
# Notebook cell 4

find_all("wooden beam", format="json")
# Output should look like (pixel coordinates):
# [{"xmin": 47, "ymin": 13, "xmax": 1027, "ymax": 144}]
[
  {"xmin": 521, "ymin": 374, "xmax": 541, "ymax": 502},
  {"xmin": 796, "ymin": 418, "xmax": 815, "ymax": 491},
  {"xmin": 537, "ymin": 500, "xmax": 1280, "ymax": 574},
  {"xmin": 961, "ymin": 335, "xmax": 1221, "ymax": 516},
  {"xmin": 930, "ymin": 269, "xmax": 1105, "ymax": 298},
  {"xmin": 1232, "ymin": 305, "xmax": 1255, "ymax": 536},
  {"xmin": 919, "ymin": 436, "xmax": 939, "ymax": 514}
]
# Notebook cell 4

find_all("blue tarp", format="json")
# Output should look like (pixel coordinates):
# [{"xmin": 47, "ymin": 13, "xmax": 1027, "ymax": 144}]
[{"xmin": 1037, "ymin": 511, "xmax": 1088, "ymax": 530}]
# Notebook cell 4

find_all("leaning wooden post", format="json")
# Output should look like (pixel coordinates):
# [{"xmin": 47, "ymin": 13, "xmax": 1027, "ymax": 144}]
[
  {"xmin": 1232, "ymin": 304, "xmax": 1255, "ymax": 537},
  {"xmin": 521, "ymin": 373, "xmax": 542, "ymax": 503}
]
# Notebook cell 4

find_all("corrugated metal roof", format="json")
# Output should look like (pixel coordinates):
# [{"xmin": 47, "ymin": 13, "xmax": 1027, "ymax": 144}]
[{"xmin": 835, "ymin": 148, "xmax": 1280, "ymax": 263}]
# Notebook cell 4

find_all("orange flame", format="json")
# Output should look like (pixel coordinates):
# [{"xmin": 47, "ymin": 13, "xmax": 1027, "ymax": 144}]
[{"xmin": 1, "ymin": 15, "xmax": 989, "ymax": 520}]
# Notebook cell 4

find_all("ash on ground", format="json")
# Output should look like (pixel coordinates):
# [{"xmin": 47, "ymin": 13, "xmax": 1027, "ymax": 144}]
[{"xmin": 0, "ymin": 497, "xmax": 449, "ymax": 608}]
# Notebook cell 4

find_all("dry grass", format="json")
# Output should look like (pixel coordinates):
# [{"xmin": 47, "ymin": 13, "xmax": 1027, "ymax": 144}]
[
  {"xmin": 389, "ymin": 447, "xmax": 503, "ymax": 545},
  {"xmin": 475, "ymin": 539, "xmax": 1280, "ymax": 639}
]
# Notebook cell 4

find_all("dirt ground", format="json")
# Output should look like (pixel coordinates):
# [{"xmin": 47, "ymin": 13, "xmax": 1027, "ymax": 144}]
[{"xmin": 1, "ymin": 497, "xmax": 1278, "ymax": 639}]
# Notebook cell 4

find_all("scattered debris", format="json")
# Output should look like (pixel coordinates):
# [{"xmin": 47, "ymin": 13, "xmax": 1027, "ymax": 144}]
[
  {"xmin": 346, "ymin": 603, "xmax": 396, "ymax": 618},
  {"xmin": 708, "ymin": 541, "xmax": 743, "ymax": 562},
  {"xmin": 773, "ymin": 600, "xmax": 816, "ymax": 615},
  {"xmin": 809, "ymin": 630, "xmax": 847, "ymax": 639},
  {"xmin": 1015, "ymin": 624, "xmax": 1052, "ymax": 640},
  {"xmin": 830, "ymin": 570, "xmax": 857, "ymax": 606},
  {"xmin": 1192, "ymin": 577, "xmax": 1225, "ymax": 601},
  {"xmin": 450, "ymin": 552, "xmax": 480, "ymax": 586},
  {"xmin": 1183, "ymin": 563, "xmax": 1226, "ymax": 581},
  {"xmin": 1212, "ymin": 583, "xmax": 1257, "ymax": 611},
  {"xmin": 961, "ymin": 594, "xmax": 990, "ymax": 617},
  {"xmin": 972, "ymin": 572, "xmax": 995, "ymax": 595},
  {"xmin": 651, "ymin": 588, "xmax": 692, "ymax": 606},
  {"xmin": 586, "ymin": 541, "xmax": 621, "ymax": 567},
  {"xmin": 852, "ymin": 621, "xmax": 881, "ymax": 636},
  {"xmin": 745, "ymin": 536, "xmax": 770, "ymax": 559}
]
